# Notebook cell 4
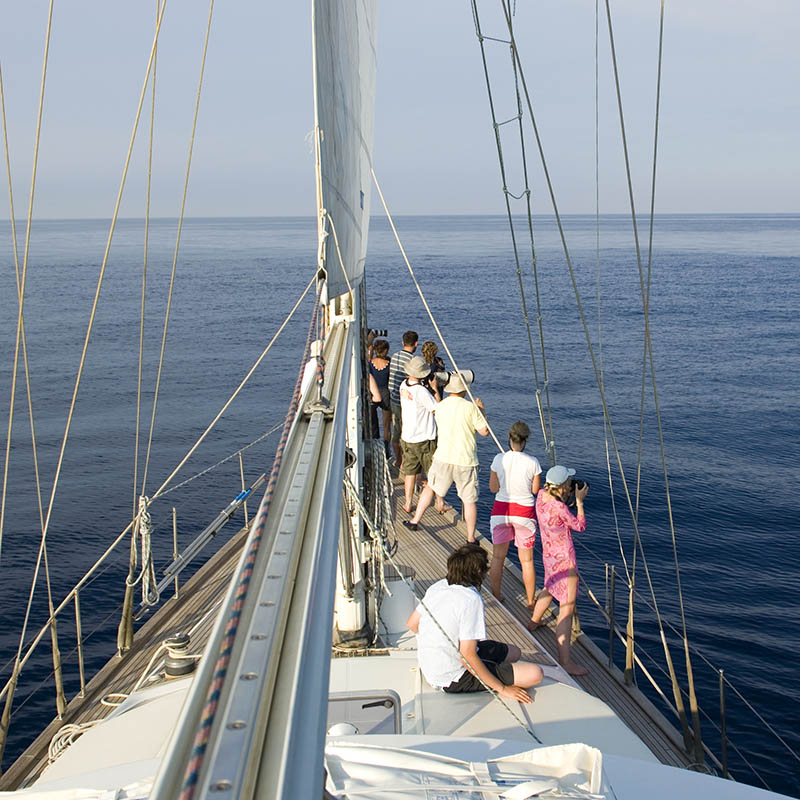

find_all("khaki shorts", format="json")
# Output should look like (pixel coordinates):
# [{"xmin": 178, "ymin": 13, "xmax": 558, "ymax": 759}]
[
  {"xmin": 391, "ymin": 403, "xmax": 402, "ymax": 444},
  {"xmin": 399, "ymin": 439, "xmax": 436, "ymax": 477},
  {"xmin": 428, "ymin": 459, "xmax": 479, "ymax": 504}
]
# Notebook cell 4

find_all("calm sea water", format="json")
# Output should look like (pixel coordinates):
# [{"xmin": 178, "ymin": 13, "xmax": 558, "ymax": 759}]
[{"xmin": 1, "ymin": 214, "xmax": 798, "ymax": 793}]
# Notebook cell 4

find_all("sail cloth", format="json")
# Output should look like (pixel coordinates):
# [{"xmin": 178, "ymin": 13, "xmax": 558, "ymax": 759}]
[{"xmin": 312, "ymin": 0, "xmax": 377, "ymax": 299}]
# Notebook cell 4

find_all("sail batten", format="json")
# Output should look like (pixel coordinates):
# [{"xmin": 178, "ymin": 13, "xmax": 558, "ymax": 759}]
[{"xmin": 312, "ymin": 0, "xmax": 377, "ymax": 298}]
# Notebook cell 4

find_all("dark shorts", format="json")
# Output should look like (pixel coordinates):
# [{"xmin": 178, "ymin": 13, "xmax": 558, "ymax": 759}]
[
  {"xmin": 399, "ymin": 439, "xmax": 436, "ymax": 477},
  {"xmin": 443, "ymin": 640, "xmax": 513, "ymax": 693}
]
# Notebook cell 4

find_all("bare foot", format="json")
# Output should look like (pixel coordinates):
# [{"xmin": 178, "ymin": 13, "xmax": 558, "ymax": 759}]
[
  {"xmin": 435, "ymin": 503, "xmax": 454, "ymax": 514},
  {"xmin": 402, "ymin": 505, "xmax": 413, "ymax": 514},
  {"xmin": 466, "ymin": 536, "xmax": 476, "ymax": 543},
  {"xmin": 562, "ymin": 661, "xmax": 588, "ymax": 677}
]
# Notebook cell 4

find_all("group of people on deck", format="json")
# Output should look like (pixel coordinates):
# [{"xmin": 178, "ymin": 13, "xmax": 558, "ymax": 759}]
[{"xmin": 369, "ymin": 330, "xmax": 590, "ymax": 699}]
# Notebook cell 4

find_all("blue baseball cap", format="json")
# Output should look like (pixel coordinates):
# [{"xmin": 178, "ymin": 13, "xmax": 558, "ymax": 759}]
[{"xmin": 545, "ymin": 465, "xmax": 576, "ymax": 486}]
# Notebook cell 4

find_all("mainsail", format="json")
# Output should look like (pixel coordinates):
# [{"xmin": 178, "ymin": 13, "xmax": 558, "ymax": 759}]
[{"xmin": 312, "ymin": 0, "xmax": 377, "ymax": 298}]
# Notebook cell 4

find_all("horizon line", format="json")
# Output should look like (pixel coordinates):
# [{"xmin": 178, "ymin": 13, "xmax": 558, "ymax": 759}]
[{"xmin": 2, "ymin": 211, "xmax": 798, "ymax": 223}]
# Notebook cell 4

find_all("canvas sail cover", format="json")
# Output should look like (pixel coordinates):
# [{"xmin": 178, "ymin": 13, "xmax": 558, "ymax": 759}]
[{"xmin": 312, "ymin": 0, "xmax": 377, "ymax": 299}]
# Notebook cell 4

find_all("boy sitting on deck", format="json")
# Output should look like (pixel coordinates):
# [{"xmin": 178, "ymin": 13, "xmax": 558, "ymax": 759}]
[{"xmin": 406, "ymin": 543, "xmax": 543, "ymax": 702}]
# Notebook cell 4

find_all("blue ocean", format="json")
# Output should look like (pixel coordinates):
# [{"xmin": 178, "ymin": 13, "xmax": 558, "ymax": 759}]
[{"xmin": 0, "ymin": 214, "xmax": 798, "ymax": 793}]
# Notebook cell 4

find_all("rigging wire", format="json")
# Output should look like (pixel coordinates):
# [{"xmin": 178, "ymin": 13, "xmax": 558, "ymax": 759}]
[
  {"xmin": 134, "ymin": 0, "xmax": 166, "ymax": 519},
  {"xmin": 0, "ymin": 4, "xmax": 70, "ymax": 752},
  {"xmin": 469, "ymin": 0, "xmax": 556, "ymax": 464},
  {"xmin": 0, "ymin": 0, "xmax": 54, "ymax": 570},
  {"xmin": 493, "ymin": 0, "xmax": 694, "ymax": 714},
  {"xmin": 600, "ymin": 0, "xmax": 702, "ymax": 758},
  {"xmin": 153, "ymin": 422, "xmax": 282, "ymax": 501},
  {"xmin": 590, "ymin": 0, "xmax": 629, "ymax": 584},
  {"xmin": 17, "ymin": 0, "xmax": 170, "ymax": 663},
  {"xmin": 140, "ymin": 0, "xmax": 215, "ymax": 498}
]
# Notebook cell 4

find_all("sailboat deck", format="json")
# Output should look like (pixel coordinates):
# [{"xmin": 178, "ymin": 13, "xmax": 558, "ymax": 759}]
[
  {"xmin": 389, "ymin": 477, "xmax": 694, "ymax": 770},
  {"xmin": 0, "ymin": 525, "xmax": 249, "ymax": 790},
  {"xmin": 2, "ymin": 472, "xmax": 695, "ymax": 789}
]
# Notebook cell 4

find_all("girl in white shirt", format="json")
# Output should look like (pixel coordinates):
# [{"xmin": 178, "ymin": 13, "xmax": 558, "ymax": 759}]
[{"xmin": 488, "ymin": 421, "xmax": 542, "ymax": 611}]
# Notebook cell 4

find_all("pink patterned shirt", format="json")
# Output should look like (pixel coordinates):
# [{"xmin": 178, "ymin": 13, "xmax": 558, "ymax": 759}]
[{"xmin": 535, "ymin": 492, "xmax": 586, "ymax": 603}]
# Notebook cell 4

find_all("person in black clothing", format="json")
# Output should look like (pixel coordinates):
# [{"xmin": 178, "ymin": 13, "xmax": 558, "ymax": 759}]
[{"xmin": 368, "ymin": 339, "xmax": 392, "ymax": 448}]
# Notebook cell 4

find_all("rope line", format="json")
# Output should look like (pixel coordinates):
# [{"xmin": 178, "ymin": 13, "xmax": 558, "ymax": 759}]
[
  {"xmin": 600, "ymin": 0, "xmax": 700, "ymax": 755},
  {"xmin": 134, "ymin": 0, "xmax": 165, "ymax": 518},
  {"xmin": 575, "ymin": 537, "xmax": 800, "ymax": 769},
  {"xmin": 179, "ymin": 284, "xmax": 322, "ymax": 800},
  {"xmin": 371, "ymin": 168, "xmax": 504, "ymax": 453},
  {"xmin": 0, "ymin": 0, "xmax": 54, "ymax": 569},
  {"xmin": 153, "ymin": 423, "xmax": 283, "ymax": 501},
  {"xmin": 140, "ymin": 0, "xmax": 215, "ymax": 498},
  {"xmin": 0, "ymin": 4, "xmax": 67, "ymax": 757},
  {"xmin": 344, "ymin": 475, "xmax": 541, "ymax": 744},
  {"xmin": 149, "ymin": 273, "xmax": 315, "ymax": 502},
  {"xmin": 22, "ymin": 2, "xmax": 170, "ymax": 665}
]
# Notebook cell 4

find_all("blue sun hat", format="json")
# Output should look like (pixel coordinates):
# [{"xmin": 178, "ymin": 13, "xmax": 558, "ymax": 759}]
[{"xmin": 545, "ymin": 465, "xmax": 576, "ymax": 486}]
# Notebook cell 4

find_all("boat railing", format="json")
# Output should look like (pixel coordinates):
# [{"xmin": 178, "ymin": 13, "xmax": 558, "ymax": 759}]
[
  {"xmin": 571, "ymin": 537, "xmax": 800, "ymax": 792},
  {"xmin": 0, "ymin": 441, "xmax": 272, "ymax": 769}
]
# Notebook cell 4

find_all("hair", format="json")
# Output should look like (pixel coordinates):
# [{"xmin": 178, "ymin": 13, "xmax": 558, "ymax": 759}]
[
  {"xmin": 402, "ymin": 330, "xmax": 419, "ymax": 347},
  {"xmin": 508, "ymin": 420, "xmax": 530, "ymax": 447},
  {"xmin": 373, "ymin": 339, "xmax": 389, "ymax": 358},
  {"xmin": 446, "ymin": 543, "xmax": 489, "ymax": 589},
  {"xmin": 421, "ymin": 340, "xmax": 438, "ymax": 365},
  {"xmin": 544, "ymin": 481, "xmax": 570, "ymax": 501}
]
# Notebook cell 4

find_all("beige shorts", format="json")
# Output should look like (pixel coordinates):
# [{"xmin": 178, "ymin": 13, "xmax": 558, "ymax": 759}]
[{"xmin": 428, "ymin": 459, "xmax": 479, "ymax": 504}]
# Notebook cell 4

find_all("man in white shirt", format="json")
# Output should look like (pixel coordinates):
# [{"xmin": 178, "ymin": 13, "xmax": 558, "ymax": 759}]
[
  {"xmin": 404, "ymin": 372, "xmax": 488, "ymax": 541},
  {"xmin": 406, "ymin": 543, "xmax": 542, "ymax": 698},
  {"xmin": 398, "ymin": 356, "xmax": 445, "ymax": 514}
]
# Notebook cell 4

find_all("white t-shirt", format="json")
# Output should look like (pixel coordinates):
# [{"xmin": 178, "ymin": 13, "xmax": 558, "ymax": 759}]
[
  {"xmin": 399, "ymin": 380, "xmax": 437, "ymax": 443},
  {"xmin": 415, "ymin": 579, "xmax": 486, "ymax": 688},
  {"xmin": 490, "ymin": 450, "xmax": 542, "ymax": 505}
]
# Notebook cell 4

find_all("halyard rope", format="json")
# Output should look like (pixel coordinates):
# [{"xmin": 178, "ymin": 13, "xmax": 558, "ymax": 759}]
[{"xmin": 16, "ymin": 0, "xmax": 171, "ymax": 676}]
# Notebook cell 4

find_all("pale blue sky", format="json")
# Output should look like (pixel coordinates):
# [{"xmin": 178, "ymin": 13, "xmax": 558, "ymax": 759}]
[{"xmin": 1, "ymin": 0, "xmax": 797, "ymax": 218}]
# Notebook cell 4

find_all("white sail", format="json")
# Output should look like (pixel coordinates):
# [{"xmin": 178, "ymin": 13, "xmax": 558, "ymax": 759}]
[{"xmin": 312, "ymin": 0, "xmax": 377, "ymax": 299}]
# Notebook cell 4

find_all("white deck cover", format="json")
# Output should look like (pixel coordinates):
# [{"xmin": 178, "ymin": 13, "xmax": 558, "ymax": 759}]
[
  {"xmin": 326, "ymin": 740, "xmax": 605, "ymax": 799},
  {"xmin": 328, "ymin": 652, "xmax": 657, "ymax": 762}
]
